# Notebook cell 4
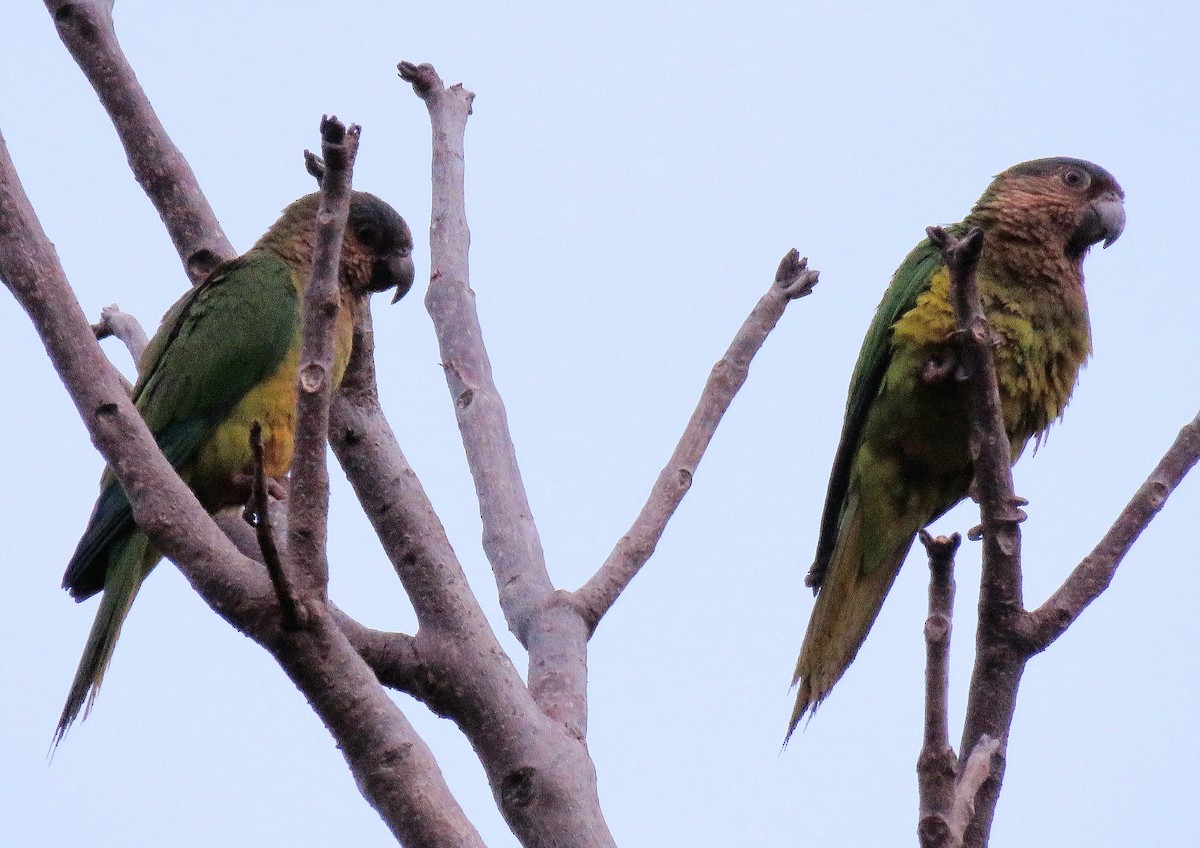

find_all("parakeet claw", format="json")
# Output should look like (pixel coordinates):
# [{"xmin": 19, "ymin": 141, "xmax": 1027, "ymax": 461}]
[
  {"xmin": 921, "ymin": 350, "xmax": 958, "ymax": 384},
  {"xmin": 238, "ymin": 474, "xmax": 289, "ymax": 527},
  {"xmin": 803, "ymin": 567, "xmax": 822, "ymax": 595},
  {"xmin": 966, "ymin": 496, "xmax": 1028, "ymax": 540}
]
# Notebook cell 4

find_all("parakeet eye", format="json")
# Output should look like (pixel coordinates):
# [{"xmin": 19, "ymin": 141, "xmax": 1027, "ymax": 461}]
[
  {"xmin": 1061, "ymin": 168, "xmax": 1089, "ymax": 190},
  {"xmin": 356, "ymin": 225, "xmax": 381, "ymax": 246}
]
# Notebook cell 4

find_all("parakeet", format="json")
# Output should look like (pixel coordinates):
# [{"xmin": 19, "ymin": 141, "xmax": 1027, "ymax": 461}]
[
  {"xmin": 789, "ymin": 158, "xmax": 1124, "ymax": 738},
  {"xmin": 56, "ymin": 191, "xmax": 415, "ymax": 745}
]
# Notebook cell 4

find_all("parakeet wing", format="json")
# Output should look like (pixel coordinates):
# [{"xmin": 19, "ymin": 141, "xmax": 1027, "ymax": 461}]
[
  {"xmin": 809, "ymin": 227, "xmax": 963, "ymax": 586},
  {"xmin": 63, "ymin": 252, "xmax": 300, "ymax": 597}
]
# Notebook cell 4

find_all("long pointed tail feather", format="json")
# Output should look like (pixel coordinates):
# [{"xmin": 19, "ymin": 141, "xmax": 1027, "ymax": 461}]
[
  {"xmin": 53, "ymin": 534, "xmax": 152, "ymax": 749},
  {"xmin": 787, "ymin": 506, "xmax": 911, "ymax": 742}
]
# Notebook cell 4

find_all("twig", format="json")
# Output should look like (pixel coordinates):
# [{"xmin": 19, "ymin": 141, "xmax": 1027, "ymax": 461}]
[
  {"xmin": 92, "ymin": 303, "xmax": 148, "ymax": 364},
  {"xmin": 917, "ymin": 531, "xmax": 962, "ymax": 848},
  {"xmin": 399, "ymin": 60, "xmax": 555, "ymax": 644},
  {"xmin": 920, "ymin": 531, "xmax": 958, "ymax": 755},
  {"xmin": 304, "ymin": 149, "xmax": 326, "ymax": 184},
  {"xmin": 1025, "ymin": 411, "xmax": 1200, "ymax": 647},
  {"xmin": 286, "ymin": 116, "xmax": 359, "ymax": 601},
  {"xmin": 43, "ymin": 0, "xmax": 235, "ymax": 281},
  {"xmin": 247, "ymin": 422, "xmax": 305, "ymax": 631},
  {"xmin": 575, "ymin": 249, "xmax": 819, "ymax": 630}
]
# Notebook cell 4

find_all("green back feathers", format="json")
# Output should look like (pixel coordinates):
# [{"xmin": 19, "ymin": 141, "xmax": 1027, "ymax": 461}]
[
  {"xmin": 134, "ymin": 252, "xmax": 300, "ymax": 452},
  {"xmin": 808, "ymin": 225, "xmax": 964, "ymax": 590},
  {"xmin": 63, "ymin": 251, "xmax": 300, "ymax": 599},
  {"xmin": 57, "ymin": 190, "xmax": 414, "ymax": 746}
]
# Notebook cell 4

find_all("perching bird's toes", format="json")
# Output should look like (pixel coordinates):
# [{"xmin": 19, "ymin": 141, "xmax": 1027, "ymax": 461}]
[
  {"xmin": 966, "ymin": 496, "xmax": 1029, "ymax": 540},
  {"xmin": 921, "ymin": 350, "xmax": 959, "ymax": 384}
]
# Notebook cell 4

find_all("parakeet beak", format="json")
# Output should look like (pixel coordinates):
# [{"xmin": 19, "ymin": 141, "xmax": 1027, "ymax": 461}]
[
  {"xmin": 1095, "ymin": 192, "xmax": 1126, "ymax": 249},
  {"xmin": 389, "ymin": 251, "xmax": 416, "ymax": 303},
  {"xmin": 390, "ymin": 252, "xmax": 415, "ymax": 303},
  {"xmin": 1068, "ymin": 190, "xmax": 1126, "ymax": 255},
  {"xmin": 364, "ymin": 249, "xmax": 416, "ymax": 302}
]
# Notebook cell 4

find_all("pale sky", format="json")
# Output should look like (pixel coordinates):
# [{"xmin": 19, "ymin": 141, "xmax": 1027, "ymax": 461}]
[{"xmin": 3, "ymin": 2, "xmax": 1199, "ymax": 846}]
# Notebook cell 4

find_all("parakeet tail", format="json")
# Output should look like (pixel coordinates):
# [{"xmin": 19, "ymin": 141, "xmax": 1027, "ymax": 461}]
[
  {"xmin": 787, "ymin": 505, "xmax": 909, "ymax": 742},
  {"xmin": 53, "ymin": 534, "xmax": 153, "ymax": 750}
]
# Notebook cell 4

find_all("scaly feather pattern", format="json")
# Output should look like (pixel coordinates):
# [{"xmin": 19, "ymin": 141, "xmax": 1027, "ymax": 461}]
[{"xmin": 788, "ymin": 158, "xmax": 1124, "ymax": 739}]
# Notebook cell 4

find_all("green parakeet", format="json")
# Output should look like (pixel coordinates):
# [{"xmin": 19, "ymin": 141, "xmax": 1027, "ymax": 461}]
[
  {"xmin": 789, "ymin": 158, "xmax": 1125, "ymax": 738},
  {"xmin": 56, "ymin": 191, "xmax": 415, "ymax": 745}
]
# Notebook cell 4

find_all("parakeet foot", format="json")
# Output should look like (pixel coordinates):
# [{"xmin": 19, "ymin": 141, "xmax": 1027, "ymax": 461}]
[
  {"xmin": 966, "ymin": 496, "xmax": 1029, "ymax": 540},
  {"xmin": 920, "ymin": 350, "xmax": 959, "ymax": 384},
  {"xmin": 239, "ymin": 474, "xmax": 289, "ymax": 526}
]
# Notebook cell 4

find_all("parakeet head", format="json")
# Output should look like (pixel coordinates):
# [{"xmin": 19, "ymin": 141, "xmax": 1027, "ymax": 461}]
[
  {"xmin": 970, "ymin": 157, "xmax": 1125, "ymax": 262},
  {"xmin": 256, "ymin": 191, "xmax": 416, "ymax": 302},
  {"xmin": 346, "ymin": 191, "xmax": 416, "ymax": 303}
]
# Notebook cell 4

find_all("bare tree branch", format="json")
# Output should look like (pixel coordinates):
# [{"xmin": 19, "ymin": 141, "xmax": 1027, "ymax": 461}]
[
  {"xmin": 948, "ymin": 735, "xmax": 1000, "ymax": 844},
  {"xmin": 0, "ymin": 128, "xmax": 272, "ymax": 632},
  {"xmin": 399, "ymin": 60, "xmax": 555, "ymax": 644},
  {"xmin": 247, "ymin": 422, "xmax": 305, "ymax": 631},
  {"xmin": 92, "ymin": 303, "xmax": 148, "ymax": 363},
  {"xmin": 575, "ymin": 249, "xmax": 818, "ymax": 630},
  {"xmin": 398, "ymin": 60, "xmax": 619, "ymax": 847},
  {"xmin": 1026, "ymin": 411, "xmax": 1200, "ymax": 646},
  {"xmin": 329, "ymin": 308, "xmax": 485, "ymax": 635},
  {"xmin": 329, "ymin": 303, "xmax": 614, "ymax": 845},
  {"xmin": 4, "ymin": 116, "xmax": 488, "ymax": 848},
  {"xmin": 43, "ymin": 0, "xmax": 235, "ymax": 281},
  {"xmin": 928, "ymin": 225, "xmax": 1020, "ymax": 848},
  {"xmin": 287, "ymin": 116, "xmax": 359, "ymax": 606},
  {"xmin": 917, "ymin": 531, "xmax": 960, "ymax": 848},
  {"xmin": 398, "ymin": 58, "xmax": 594, "ymax": 740},
  {"xmin": 920, "ymin": 531, "xmax": 958, "ymax": 757}
]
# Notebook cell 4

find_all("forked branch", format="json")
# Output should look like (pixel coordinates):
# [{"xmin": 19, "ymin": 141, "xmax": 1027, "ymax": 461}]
[{"xmin": 922, "ymin": 210, "xmax": 1200, "ymax": 848}]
